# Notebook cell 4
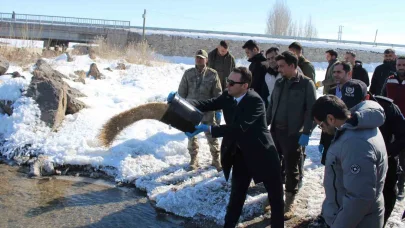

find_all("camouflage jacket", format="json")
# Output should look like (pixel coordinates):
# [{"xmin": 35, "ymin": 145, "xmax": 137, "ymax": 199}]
[{"xmin": 178, "ymin": 66, "xmax": 222, "ymax": 123}]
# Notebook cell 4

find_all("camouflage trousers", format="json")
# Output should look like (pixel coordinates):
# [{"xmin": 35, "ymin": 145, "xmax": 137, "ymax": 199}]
[{"xmin": 187, "ymin": 131, "xmax": 220, "ymax": 157}]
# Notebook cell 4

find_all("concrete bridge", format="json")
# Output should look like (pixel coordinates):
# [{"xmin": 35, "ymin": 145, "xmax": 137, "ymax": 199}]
[{"xmin": 0, "ymin": 12, "xmax": 141, "ymax": 48}]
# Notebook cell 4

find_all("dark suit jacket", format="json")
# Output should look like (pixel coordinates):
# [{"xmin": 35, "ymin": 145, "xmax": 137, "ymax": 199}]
[{"xmin": 188, "ymin": 90, "xmax": 280, "ymax": 183}]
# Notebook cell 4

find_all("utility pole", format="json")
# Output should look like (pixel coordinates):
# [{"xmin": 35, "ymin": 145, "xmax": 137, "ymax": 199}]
[
  {"xmin": 337, "ymin": 25, "xmax": 343, "ymax": 41},
  {"xmin": 374, "ymin": 29, "xmax": 378, "ymax": 45},
  {"xmin": 142, "ymin": 9, "xmax": 146, "ymax": 42}
]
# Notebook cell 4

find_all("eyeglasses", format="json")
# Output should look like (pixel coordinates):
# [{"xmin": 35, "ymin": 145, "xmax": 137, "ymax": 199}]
[
  {"xmin": 317, "ymin": 121, "xmax": 324, "ymax": 129},
  {"xmin": 227, "ymin": 79, "xmax": 246, "ymax": 86}
]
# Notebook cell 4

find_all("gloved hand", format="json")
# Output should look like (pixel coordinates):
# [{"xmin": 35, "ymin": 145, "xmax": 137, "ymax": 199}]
[
  {"xmin": 167, "ymin": 91, "xmax": 177, "ymax": 103},
  {"xmin": 315, "ymin": 81, "xmax": 323, "ymax": 88},
  {"xmin": 215, "ymin": 111, "xmax": 222, "ymax": 124},
  {"xmin": 298, "ymin": 134, "xmax": 310, "ymax": 146},
  {"xmin": 318, "ymin": 144, "xmax": 324, "ymax": 154},
  {"xmin": 185, "ymin": 124, "xmax": 210, "ymax": 138}
]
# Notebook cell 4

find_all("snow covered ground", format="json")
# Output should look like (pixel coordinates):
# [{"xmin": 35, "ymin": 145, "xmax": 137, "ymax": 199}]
[{"xmin": 0, "ymin": 54, "xmax": 404, "ymax": 227}]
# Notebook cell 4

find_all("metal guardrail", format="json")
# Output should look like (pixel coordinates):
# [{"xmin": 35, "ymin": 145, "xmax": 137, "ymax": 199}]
[
  {"xmin": 0, "ymin": 12, "xmax": 130, "ymax": 29},
  {"xmin": 130, "ymin": 26, "xmax": 405, "ymax": 49}
]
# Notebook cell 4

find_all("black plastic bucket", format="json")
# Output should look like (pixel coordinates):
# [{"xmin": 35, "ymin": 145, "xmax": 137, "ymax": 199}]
[{"xmin": 160, "ymin": 94, "xmax": 203, "ymax": 133}]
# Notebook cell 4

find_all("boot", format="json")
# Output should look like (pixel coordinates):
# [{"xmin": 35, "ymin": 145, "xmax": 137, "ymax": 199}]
[
  {"xmin": 284, "ymin": 192, "xmax": 296, "ymax": 220},
  {"xmin": 211, "ymin": 154, "xmax": 222, "ymax": 172},
  {"xmin": 189, "ymin": 153, "xmax": 199, "ymax": 171}
]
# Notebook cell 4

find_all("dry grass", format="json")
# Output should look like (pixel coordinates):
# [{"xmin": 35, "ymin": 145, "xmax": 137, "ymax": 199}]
[
  {"xmin": 92, "ymin": 37, "xmax": 165, "ymax": 66},
  {"xmin": 98, "ymin": 102, "xmax": 168, "ymax": 147},
  {"xmin": 0, "ymin": 22, "xmax": 162, "ymax": 67},
  {"xmin": 0, "ymin": 22, "xmax": 51, "ymax": 66},
  {"xmin": 0, "ymin": 46, "xmax": 42, "ymax": 67}
]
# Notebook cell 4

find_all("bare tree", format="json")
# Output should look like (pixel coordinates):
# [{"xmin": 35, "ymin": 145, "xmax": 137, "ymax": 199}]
[
  {"xmin": 304, "ymin": 16, "xmax": 318, "ymax": 38},
  {"xmin": 266, "ymin": 1, "xmax": 318, "ymax": 38},
  {"xmin": 297, "ymin": 19, "xmax": 304, "ymax": 37},
  {"xmin": 265, "ymin": 0, "xmax": 292, "ymax": 36},
  {"xmin": 287, "ymin": 21, "xmax": 297, "ymax": 37}
]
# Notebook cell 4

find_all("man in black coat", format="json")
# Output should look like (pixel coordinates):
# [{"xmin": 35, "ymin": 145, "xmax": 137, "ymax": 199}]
[
  {"xmin": 173, "ymin": 67, "xmax": 284, "ymax": 228},
  {"xmin": 242, "ymin": 40, "xmax": 269, "ymax": 108},
  {"xmin": 344, "ymin": 51, "xmax": 370, "ymax": 86},
  {"xmin": 370, "ymin": 48, "xmax": 397, "ymax": 95},
  {"xmin": 372, "ymin": 94, "xmax": 405, "ymax": 225}
]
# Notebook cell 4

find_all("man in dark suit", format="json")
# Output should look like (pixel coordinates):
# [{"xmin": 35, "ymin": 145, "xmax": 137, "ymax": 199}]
[
  {"xmin": 168, "ymin": 67, "xmax": 284, "ymax": 228},
  {"xmin": 319, "ymin": 61, "xmax": 352, "ymax": 165}
]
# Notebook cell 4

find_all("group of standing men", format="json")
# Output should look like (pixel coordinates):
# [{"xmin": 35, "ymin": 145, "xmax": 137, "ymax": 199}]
[
  {"xmin": 167, "ymin": 39, "xmax": 405, "ymax": 227},
  {"xmin": 316, "ymin": 47, "xmax": 405, "ymax": 227}
]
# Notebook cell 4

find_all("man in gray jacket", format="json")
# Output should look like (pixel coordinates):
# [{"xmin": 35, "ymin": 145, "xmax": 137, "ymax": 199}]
[
  {"xmin": 312, "ymin": 92, "xmax": 387, "ymax": 228},
  {"xmin": 341, "ymin": 79, "xmax": 405, "ymax": 225},
  {"xmin": 267, "ymin": 51, "xmax": 316, "ymax": 219}
]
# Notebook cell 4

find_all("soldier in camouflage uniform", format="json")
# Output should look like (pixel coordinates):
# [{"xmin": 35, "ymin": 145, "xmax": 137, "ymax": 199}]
[{"xmin": 178, "ymin": 49, "xmax": 223, "ymax": 171}]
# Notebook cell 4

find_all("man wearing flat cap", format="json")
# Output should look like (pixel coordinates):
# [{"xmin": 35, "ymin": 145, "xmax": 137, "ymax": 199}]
[{"xmin": 177, "ymin": 49, "xmax": 223, "ymax": 171}]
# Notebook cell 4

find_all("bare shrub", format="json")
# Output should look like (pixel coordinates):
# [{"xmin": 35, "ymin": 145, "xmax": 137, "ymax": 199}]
[
  {"xmin": 0, "ymin": 23, "xmax": 53, "ymax": 66},
  {"xmin": 91, "ymin": 37, "xmax": 164, "ymax": 66},
  {"xmin": 0, "ymin": 46, "xmax": 41, "ymax": 66}
]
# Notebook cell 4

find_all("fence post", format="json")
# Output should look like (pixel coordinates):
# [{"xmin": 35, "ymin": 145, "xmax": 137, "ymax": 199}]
[{"xmin": 142, "ymin": 9, "xmax": 146, "ymax": 41}]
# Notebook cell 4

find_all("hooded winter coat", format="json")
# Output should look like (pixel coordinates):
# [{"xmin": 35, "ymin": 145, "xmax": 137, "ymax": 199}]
[{"xmin": 322, "ymin": 100, "xmax": 388, "ymax": 228}]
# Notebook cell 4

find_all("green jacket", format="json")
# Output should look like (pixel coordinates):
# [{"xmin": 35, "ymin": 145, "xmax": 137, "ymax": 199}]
[
  {"xmin": 178, "ymin": 66, "xmax": 222, "ymax": 123},
  {"xmin": 208, "ymin": 48, "xmax": 236, "ymax": 91},
  {"xmin": 267, "ymin": 72, "xmax": 316, "ymax": 136},
  {"xmin": 322, "ymin": 59, "xmax": 339, "ymax": 94},
  {"xmin": 298, "ymin": 56, "xmax": 316, "ymax": 82}
]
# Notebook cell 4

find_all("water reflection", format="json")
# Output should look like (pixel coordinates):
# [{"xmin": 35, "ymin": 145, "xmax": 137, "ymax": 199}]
[{"xmin": 0, "ymin": 164, "xmax": 185, "ymax": 228}]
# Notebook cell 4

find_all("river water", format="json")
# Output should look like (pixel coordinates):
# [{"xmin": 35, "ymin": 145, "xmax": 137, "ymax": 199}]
[
  {"xmin": 0, "ymin": 162, "xmax": 310, "ymax": 228},
  {"xmin": 0, "ymin": 163, "xmax": 191, "ymax": 228}
]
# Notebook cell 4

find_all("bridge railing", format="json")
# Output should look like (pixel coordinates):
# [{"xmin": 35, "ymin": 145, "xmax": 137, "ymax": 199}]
[
  {"xmin": 0, "ymin": 12, "xmax": 130, "ymax": 29},
  {"xmin": 129, "ymin": 26, "xmax": 405, "ymax": 49}
]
